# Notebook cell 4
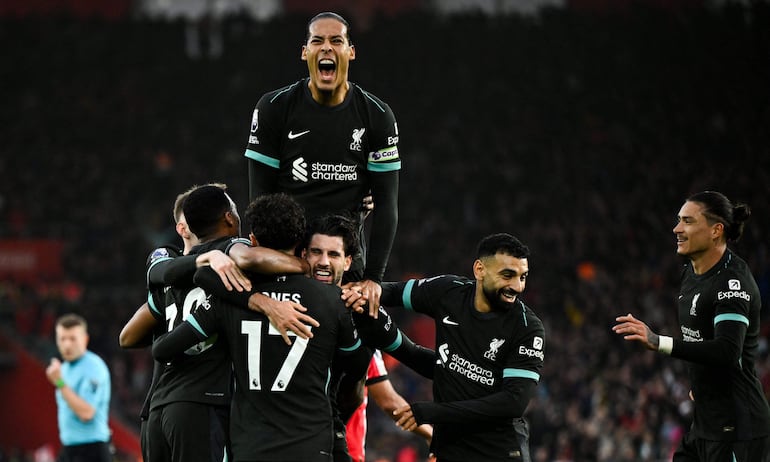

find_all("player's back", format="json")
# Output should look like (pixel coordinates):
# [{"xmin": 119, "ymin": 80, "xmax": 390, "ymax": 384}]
[
  {"xmin": 216, "ymin": 274, "xmax": 364, "ymax": 461},
  {"xmin": 149, "ymin": 239, "xmax": 235, "ymax": 411}
]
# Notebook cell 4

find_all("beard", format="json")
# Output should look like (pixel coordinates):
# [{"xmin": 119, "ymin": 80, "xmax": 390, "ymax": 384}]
[{"xmin": 483, "ymin": 285, "xmax": 519, "ymax": 312}]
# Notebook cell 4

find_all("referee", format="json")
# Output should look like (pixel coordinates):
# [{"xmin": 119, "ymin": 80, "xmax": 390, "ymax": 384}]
[{"xmin": 46, "ymin": 313, "xmax": 112, "ymax": 462}]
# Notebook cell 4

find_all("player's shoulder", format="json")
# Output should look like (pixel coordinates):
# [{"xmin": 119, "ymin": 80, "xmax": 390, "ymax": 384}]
[
  {"xmin": 223, "ymin": 237, "xmax": 252, "ymax": 253},
  {"xmin": 260, "ymin": 79, "xmax": 304, "ymax": 106},
  {"xmin": 146, "ymin": 245, "xmax": 182, "ymax": 265},
  {"xmin": 349, "ymin": 82, "xmax": 393, "ymax": 114},
  {"xmin": 714, "ymin": 251, "xmax": 759, "ymax": 294},
  {"xmin": 517, "ymin": 300, "xmax": 545, "ymax": 332},
  {"xmin": 412, "ymin": 274, "xmax": 473, "ymax": 292}
]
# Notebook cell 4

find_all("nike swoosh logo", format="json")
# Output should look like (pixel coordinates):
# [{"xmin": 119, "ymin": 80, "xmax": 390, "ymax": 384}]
[
  {"xmin": 288, "ymin": 130, "xmax": 310, "ymax": 139},
  {"xmin": 442, "ymin": 316, "xmax": 459, "ymax": 326}
]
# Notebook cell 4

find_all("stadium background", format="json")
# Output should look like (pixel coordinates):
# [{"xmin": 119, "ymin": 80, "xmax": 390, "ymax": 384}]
[{"xmin": 1, "ymin": 0, "xmax": 769, "ymax": 460}]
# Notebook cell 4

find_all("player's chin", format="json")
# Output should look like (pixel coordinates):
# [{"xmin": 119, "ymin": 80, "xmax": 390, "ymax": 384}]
[{"xmin": 492, "ymin": 296, "xmax": 517, "ymax": 311}]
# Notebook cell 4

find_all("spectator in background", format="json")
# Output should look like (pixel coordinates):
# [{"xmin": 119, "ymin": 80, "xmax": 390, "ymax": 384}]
[{"xmin": 46, "ymin": 313, "xmax": 112, "ymax": 462}]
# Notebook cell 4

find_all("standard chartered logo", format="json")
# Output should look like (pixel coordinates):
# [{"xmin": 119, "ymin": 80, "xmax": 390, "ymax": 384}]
[
  {"xmin": 292, "ymin": 157, "xmax": 308, "ymax": 182},
  {"xmin": 437, "ymin": 343, "xmax": 495, "ymax": 386},
  {"xmin": 291, "ymin": 157, "xmax": 357, "ymax": 183}
]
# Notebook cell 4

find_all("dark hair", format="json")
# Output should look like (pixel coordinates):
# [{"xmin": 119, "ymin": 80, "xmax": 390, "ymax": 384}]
[
  {"xmin": 687, "ymin": 191, "xmax": 751, "ymax": 242},
  {"xmin": 245, "ymin": 193, "xmax": 306, "ymax": 251},
  {"xmin": 182, "ymin": 185, "xmax": 232, "ymax": 239},
  {"xmin": 306, "ymin": 11, "xmax": 352, "ymax": 44},
  {"xmin": 305, "ymin": 214, "xmax": 360, "ymax": 258},
  {"xmin": 56, "ymin": 313, "xmax": 88, "ymax": 331},
  {"xmin": 173, "ymin": 182, "xmax": 227, "ymax": 224},
  {"xmin": 477, "ymin": 233, "xmax": 530, "ymax": 260}
]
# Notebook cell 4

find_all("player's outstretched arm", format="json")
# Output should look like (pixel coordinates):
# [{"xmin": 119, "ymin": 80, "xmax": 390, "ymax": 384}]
[
  {"xmin": 369, "ymin": 379, "xmax": 432, "ymax": 444},
  {"xmin": 194, "ymin": 267, "xmax": 318, "ymax": 344},
  {"xmin": 612, "ymin": 313, "xmax": 660, "ymax": 351},
  {"xmin": 364, "ymin": 171, "xmax": 398, "ymax": 285},
  {"xmin": 196, "ymin": 249, "xmax": 251, "ymax": 292},
  {"xmin": 351, "ymin": 306, "xmax": 435, "ymax": 379},
  {"xmin": 152, "ymin": 322, "xmax": 202, "ymax": 363},
  {"xmin": 119, "ymin": 302, "xmax": 157, "ymax": 348},
  {"xmin": 248, "ymin": 159, "xmax": 278, "ymax": 200},
  {"xmin": 614, "ymin": 312, "xmax": 746, "ymax": 365},
  {"xmin": 400, "ymin": 378, "xmax": 537, "ymax": 427},
  {"xmin": 229, "ymin": 242, "xmax": 309, "ymax": 276}
]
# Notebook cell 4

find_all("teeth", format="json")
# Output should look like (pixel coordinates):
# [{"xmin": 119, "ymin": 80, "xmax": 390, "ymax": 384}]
[{"xmin": 320, "ymin": 59, "xmax": 334, "ymax": 65}]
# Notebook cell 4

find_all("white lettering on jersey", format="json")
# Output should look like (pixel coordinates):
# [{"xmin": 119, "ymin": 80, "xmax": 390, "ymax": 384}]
[{"xmin": 261, "ymin": 291, "xmax": 302, "ymax": 304}]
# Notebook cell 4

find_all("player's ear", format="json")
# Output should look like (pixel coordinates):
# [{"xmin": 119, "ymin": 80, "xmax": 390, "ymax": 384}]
[
  {"xmin": 301, "ymin": 46, "xmax": 308, "ymax": 61},
  {"xmin": 348, "ymin": 44, "xmax": 355, "ymax": 61},
  {"xmin": 472, "ymin": 259, "xmax": 485, "ymax": 281},
  {"xmin": 176, "ymin": 222, "xmax": 189, "ymax": 240},
  {"xmin": 249, "ymin": 233, "xmax": 259, "ymax": 247},
  {"xmin": 343, "ymin": 255, "xmax": 352, "ymax": 271},
  {"xmin": 711, "ymin": 221, "xmax": 724, "ymax": 240}
]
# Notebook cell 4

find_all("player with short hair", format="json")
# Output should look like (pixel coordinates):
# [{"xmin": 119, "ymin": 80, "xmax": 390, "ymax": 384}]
[
  {"xmin": 153, "ymin": 193, "xmax": 370, "ymax": 461},
  {"xmin": 47, "ymin": 313, "xmax": 112, "ymax": 462},
  {"xmin": 378, "ymin": 233, "xmax": 545, "ymax": 462},
  {"xmin": 245, "ymin": 11, "xmax": 400, "ymax": 310},
  {"xmin": 301, "ymin": 214, "xmax": 434, "ymax": 461}
]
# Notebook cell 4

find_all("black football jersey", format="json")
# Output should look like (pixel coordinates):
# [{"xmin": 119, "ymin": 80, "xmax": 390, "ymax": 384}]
[
  {"xmin": 675, "ymin": 249, "xmax": 770, "ymax": 440},
  {"xmin": 384, "ymin": 275, "xmax": 545, "ymax": 461},
  {"xmin": 187, "ymin": 274, "xmax": 364, "ymax": 461},
  {"xmin": 244, "ymin": 78, "xmax": 400, "ymax": 220},
  {"xmin": 148, "ymin": 237, "xmax": 249, "ymax": 410}
]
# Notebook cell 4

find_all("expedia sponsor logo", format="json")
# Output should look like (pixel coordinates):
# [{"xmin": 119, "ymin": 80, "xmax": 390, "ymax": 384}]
[
  {"xmin": 518, "ymin": 345, "xmax": 544, "ymax": 360},
  {"xmin": 437, "ymin": 343, "xmax": 495, "ymax": 386},
  {"xmin": 681, "ymin": 325, "xmax": 702, "ymax": 342},
  {"xmin": 249, "ymin": 135, "xmax": 259, "ymax": 145},
  {"xmin": 728, "ymin": 279, "xmax": 741, "ymax": 290},
  {"xmin": 388, "ymin": 123, "xmax": 399, "ymax": 146},
  {"xmin": 718, "ymin": 290, "xmax": 751, "ymax": 301}
]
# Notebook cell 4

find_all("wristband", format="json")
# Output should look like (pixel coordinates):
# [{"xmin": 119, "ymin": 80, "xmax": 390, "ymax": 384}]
[
  {"xmin": 55, "ymin": 378, "xmax": 66, "ymax": 389},
  {"xmin": 658, "ymin": 335, "xmax": 673, "ymax": 355}
]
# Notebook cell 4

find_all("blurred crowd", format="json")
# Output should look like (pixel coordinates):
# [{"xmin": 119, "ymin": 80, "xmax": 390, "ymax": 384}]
[{"xmin": 2, "ymin": 2, "xmax": 770, "ymax": 461}]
